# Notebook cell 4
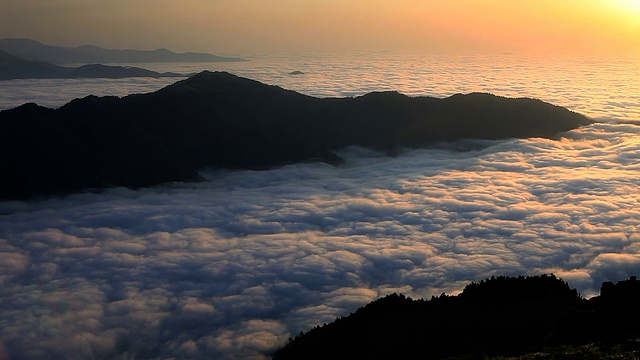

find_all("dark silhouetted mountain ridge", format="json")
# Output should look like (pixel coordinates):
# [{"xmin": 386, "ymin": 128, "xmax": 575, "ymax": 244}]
[
  {"xmin": 0, "ymin": 71, "xmax": 592, "ymax": 200},
  {"xmin": 0, "ymin": 49, "xmax": 183, "ymax": 80},
  {"xmin": 273, "ymin": 275, "xmax": 640, "ymax": 359},
  {"xmin": 0, "ymin": 48, "xmax": 64, "ymax": 80}
]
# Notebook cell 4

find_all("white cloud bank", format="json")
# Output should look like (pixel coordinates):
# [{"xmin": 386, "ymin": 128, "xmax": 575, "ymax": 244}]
[{"xmin": 1, "ymin": 122, "xmax": 640, "ymax": 359}]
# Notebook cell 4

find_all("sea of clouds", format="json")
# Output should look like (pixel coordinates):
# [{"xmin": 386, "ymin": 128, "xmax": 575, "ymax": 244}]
[
  {"xmin": 2, "ymin": 53, "xmax": 640, "ymax": 359},
  {"xmin": 2, "ymin": 54, "xmax": 639, "ymax": 122},
  {"xmin": 1, "ymin": 121, "xmax": 640, "ymax": 359}
]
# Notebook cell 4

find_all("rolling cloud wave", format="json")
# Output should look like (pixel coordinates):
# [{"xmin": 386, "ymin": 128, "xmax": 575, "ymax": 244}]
[{"xmin": 1, "ymin": 122, "xmax": 640, "ymax": 359}]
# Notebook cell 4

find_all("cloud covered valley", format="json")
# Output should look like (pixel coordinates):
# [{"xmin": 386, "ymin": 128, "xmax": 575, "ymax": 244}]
[{"xmin": 1, "ymin": 121, "xmax": 640, "ymax": 359}]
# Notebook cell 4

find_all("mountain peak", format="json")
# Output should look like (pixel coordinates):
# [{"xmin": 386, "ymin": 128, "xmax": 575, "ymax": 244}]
[
  {"xmin": 156, "ymin": 71, "xmax": 286, "ymax": 97},
  {"xmin": 0, "ymin": 72, "xmax": 590, "ymax": 200}
]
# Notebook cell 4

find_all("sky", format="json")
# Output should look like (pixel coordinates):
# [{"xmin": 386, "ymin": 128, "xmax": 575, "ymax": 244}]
[
  {"xmin": 1, "ymin": 0, "xmax": 640, "ymax": 56},
  {"xmin": 2, "ymin": 2, "xmax": 640, "ymax": 359}
]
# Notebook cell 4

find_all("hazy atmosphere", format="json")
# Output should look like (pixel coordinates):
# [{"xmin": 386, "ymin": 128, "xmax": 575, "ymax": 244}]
[{"xmin": 2, "ymin": 0, "xmax": 640, "ymax": 55}]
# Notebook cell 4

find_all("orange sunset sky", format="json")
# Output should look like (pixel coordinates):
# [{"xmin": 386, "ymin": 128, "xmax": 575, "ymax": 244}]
[{"xmin": 1, "ymin": 0, "xmax": 639, "ymax": 56}]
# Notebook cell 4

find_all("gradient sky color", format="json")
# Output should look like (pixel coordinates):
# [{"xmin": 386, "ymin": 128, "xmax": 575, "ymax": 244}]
[{"xmin": 1, "ymin": 0, "xmax": 639, "ymax": 56}]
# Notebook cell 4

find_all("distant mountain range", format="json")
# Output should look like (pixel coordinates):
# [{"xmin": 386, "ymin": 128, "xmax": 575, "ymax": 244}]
[
  {"xmin": 274, "ymin": 275, "xmax": 640, "ymax": 359},
  {"xmin": 0, "ymin": 49, "xmax": 184, "ymax": 80},
  {"xmin": 0, "ymin": 71, "xmax": 592, "ymax": 200},
  {"xmin": 0, "ymin": 38, "xmax": 246, "ymax": 64}
]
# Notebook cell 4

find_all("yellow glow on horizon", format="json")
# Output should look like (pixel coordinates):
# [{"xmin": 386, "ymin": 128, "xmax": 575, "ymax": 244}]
[
  {"xmin": 613, "ymin": 0, "xmax": 640, "ymax": 12},
  {"xmin": 1, "ymin": 0, "xmax": 639, "ymax": 56}
]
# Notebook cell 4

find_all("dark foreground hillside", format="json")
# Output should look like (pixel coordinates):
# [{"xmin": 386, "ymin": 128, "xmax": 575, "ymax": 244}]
[
  {"xmin": 0, "ymin": 71, "xmax": 592, "ymax": 200},
  {"xmin": 273, "ymin": 275, "xmax": 640, "ymax": 360}
]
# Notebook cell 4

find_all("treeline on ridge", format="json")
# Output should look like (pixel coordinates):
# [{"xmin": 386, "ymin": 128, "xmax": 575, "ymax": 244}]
[{"xmin": 273, "ymin": 275, "xmax": 640, "ymax": 359}]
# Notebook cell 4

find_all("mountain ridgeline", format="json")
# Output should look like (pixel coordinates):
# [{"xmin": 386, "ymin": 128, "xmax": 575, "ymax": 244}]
[
  {"xmin": 0, "ymin": 38, "xmax": 246, "ymax": 64},
  {"xmin": 0, "ymin": 71, "xmax": 592, "ymax": 200},
  {"xmin": 273, "ymin": 275, "xmax": 640, "ymax": 359},
  {"xmin": 0, "ymin": 49, "xmax": 183, "ymax": 80}
]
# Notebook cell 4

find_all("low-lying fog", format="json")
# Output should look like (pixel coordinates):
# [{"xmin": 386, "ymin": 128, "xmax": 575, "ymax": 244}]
[{"xmin": 2, "ymin": 121, "xmax": 639, "ymax": 359}]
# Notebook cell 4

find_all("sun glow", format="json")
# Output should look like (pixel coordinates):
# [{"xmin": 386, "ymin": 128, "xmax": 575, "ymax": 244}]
[
  {"xmin": 3, "ymin": 0, "xmax": 640, "ymax": 59},
  {"xmin": 616, "ymin": 0, "xmax": 640, "ymax": 12}
]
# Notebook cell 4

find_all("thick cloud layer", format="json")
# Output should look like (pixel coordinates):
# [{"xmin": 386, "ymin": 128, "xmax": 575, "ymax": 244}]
[
  {"xmin": 1, "ymin": 122, "xmax": 640, "ymax": 359},
  {"xmin": 2, "ymin": 54, "xmax": 639, "ymax": 123}
]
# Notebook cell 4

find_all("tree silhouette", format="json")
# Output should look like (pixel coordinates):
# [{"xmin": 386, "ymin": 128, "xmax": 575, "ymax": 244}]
[{"xmin": 273, "ymin": 275, "xmax": 640, "ymax": 360}]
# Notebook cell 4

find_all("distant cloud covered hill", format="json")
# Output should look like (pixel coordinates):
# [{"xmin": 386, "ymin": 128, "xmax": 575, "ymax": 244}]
[
  {"xmin": 0, "ymin": 38, "xmax": 246, "ymax": 64},
  {"xmin": 0, "ymin": 49, "xmax": 184, "ymax": 80}
]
